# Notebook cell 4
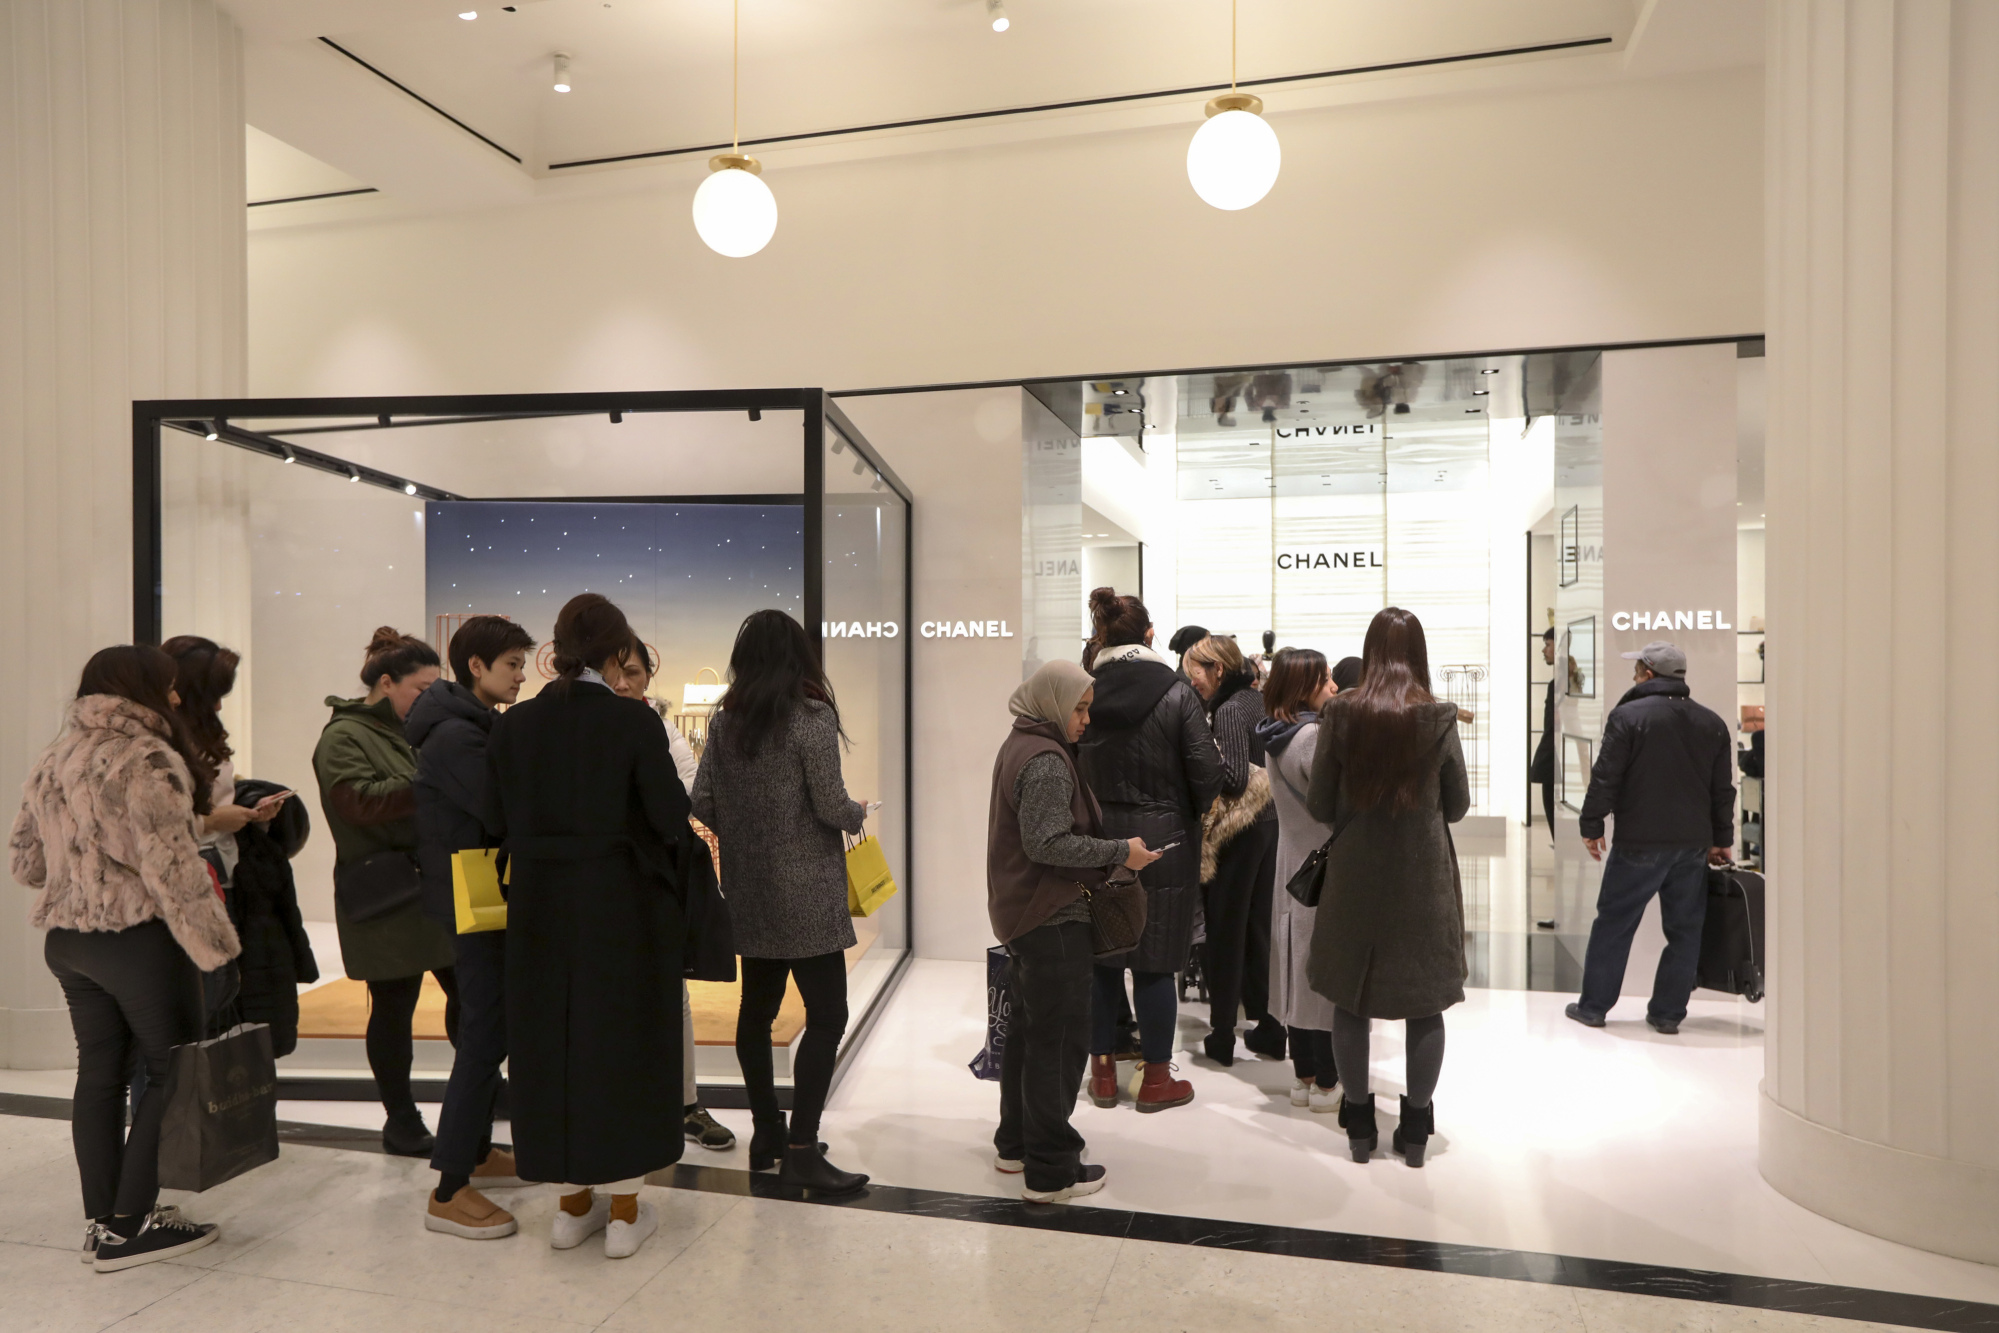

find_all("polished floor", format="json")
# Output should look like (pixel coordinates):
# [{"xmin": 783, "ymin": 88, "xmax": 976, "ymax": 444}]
[{"xmin": 0, "ymin": 1109, "xmax": 1956, "ymax": 1333}]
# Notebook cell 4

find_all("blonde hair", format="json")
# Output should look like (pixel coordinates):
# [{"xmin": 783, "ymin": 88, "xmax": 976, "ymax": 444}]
[{"xmin": 1184, "ymin": 634, "xmax": 1245, "ymax": 676}]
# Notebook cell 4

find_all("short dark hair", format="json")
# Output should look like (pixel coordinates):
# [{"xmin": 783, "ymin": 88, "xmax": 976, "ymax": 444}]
[
  {"xmin": 1167, "ymin": 625, "xmax": 1209, "ymax": 656},
  {"xmin": 1331, "ymin": 655, "xmax": 1364, "ymax": 692},
  {"xmin": 1264, "ymin": 647, "xmax": 1328, "ymax": 722},
  {"xmin": 448, "ymin": 616, "xmax": 535, "ymax": 687},
  {"xmin": 1542, "ymin": 627, "xmax": 1556, "ymax": 641},
  {"xmin": 360, "ymin": 627, "xmax": 440, "ymax": 688}
]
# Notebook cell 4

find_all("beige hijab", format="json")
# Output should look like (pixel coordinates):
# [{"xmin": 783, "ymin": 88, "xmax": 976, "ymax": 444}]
[{"xmin": 1009, "ymin": 660, "xmax": 1094, "ymax": 728}]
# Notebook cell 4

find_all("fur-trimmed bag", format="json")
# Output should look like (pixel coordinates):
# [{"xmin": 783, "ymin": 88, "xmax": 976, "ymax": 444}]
[{"xmin": 1199, "ymin": 765, "xmax": 1272, "ymax": 884}]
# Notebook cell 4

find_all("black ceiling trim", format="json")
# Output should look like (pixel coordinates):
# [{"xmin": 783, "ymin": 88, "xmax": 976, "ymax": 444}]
[
  {"xmin": 247, "ymin": 187, "xmax": 380, "ymax": 208},
  {"xmin": 318, "ymin": 36, "xmax": 523, "ymax": 165},
  {"xmin": 547, "ymin": 35, "xmax": 1614, "ymax": 172}
]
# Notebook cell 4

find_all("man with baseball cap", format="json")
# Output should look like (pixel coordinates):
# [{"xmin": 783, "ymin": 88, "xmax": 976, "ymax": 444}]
[{"xmin": 1567, "ymin": 640, "xmax": 1736, "ymax": 1035}]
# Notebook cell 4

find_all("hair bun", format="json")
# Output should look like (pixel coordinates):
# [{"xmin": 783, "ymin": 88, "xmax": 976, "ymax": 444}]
[
  {"xmin": 365, "ymin": 626, "xmax": 407, "ymax": 656},
  {"xmin": 1088, "ymin": 586, "xmax": 1119, "ymax": 621}
]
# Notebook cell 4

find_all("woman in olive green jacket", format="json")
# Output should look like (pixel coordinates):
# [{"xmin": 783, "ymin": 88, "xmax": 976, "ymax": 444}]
[{"xmin": 312, "ymin": 628, "xmax": 457, "ymax": 1156}]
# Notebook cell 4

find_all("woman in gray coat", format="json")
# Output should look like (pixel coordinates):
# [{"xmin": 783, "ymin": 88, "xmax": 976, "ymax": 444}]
[
  {"xmin": 1254, "ymin": 648, "xmax": 1340, "ymax": 1111},
  {"xmin": 1306, "ymin": 608, "xmax": 1468, "ymax": 1168},
  {"xmin": 691, "ymin": 610, "xmax": 871, "ymax": 1196}
]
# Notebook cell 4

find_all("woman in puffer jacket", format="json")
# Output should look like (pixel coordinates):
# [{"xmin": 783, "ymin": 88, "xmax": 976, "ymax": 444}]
[{"xmin": 9, "ymin": 645, "xmax": 241, "ymax": 1272}]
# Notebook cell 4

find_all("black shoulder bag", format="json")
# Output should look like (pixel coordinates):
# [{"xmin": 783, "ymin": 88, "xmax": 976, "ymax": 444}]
[{"xmin": 1271, "ymin": 755, "xmax": 1346, "ymax": 908}]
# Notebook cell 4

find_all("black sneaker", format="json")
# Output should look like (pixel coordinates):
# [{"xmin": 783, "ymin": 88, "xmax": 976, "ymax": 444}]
[
  {"xmin": 1564, "ymin": 1003, "xmax": 1606, "ymax": 1029},
  {"xmin": 683, "ymin": 1106, "xmax": 736, "ymax": 1151},
  {"xmin": 93, "ymin": 1208, "xmax": 218, "ymax": 1272}
]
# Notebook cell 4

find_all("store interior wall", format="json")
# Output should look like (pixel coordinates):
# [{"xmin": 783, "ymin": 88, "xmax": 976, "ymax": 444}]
[{"xmin": 244, "ymin": 66, "xmax": 1761, "ymax": 402}]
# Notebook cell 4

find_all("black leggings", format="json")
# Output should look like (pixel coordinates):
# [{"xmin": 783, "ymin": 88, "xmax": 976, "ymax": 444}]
[
  {"xmin": 45, "ymin": 920, "xmax": 203, "ymax": 1220},
  {"xmin": 1332, "ymin": 1007, "xmax": 1445, "ymax": 1108},
  {"xmin": 365, "ymin": 969, "xmax": 458, "ymax": 1121},
  {"xmin": 737, "ymin": 952, "xmax": 848, "ymax": 1145},
  {"xmin": 1288, "ymin": 1027, "xmax": 1337, "ymax": 1088},
  {"xmin": 1203, "ymin": 821, "xmax": 1277, "ymax": 1036}
]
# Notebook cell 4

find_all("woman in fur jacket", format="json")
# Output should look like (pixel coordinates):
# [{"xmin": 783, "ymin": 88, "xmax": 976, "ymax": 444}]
[{"xmin": 9, "ymin": 645, "xmax": 241, "ymax": 1272}]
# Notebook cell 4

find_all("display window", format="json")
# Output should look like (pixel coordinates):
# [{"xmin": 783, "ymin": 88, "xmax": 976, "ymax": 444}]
[{"xmin": 137, "ymin": 391, "xmax": 911, "ymax": 1099}]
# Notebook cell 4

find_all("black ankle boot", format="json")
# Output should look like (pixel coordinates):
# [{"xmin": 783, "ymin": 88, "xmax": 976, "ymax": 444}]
[
  {"xmin": 1202, "ymin": 1031, "xmax": 1235, "ymax": 1067},
  {"xmin": 1393, "ymin": 1095, "xmax": 1434, "ymax": 1168},
  {"xmin": 747, "ymin": 1116, "xmax": 789, "ymax": 1172},
  {"xmin": 778, "ymin": 1143, "xmax": 868, "ymax": 1196},
  {"xmin": 1242, "ymin": 1020, "xmax": 1286, "ymax": 1060},
  {"xmin": 382, "ymin": 1111, "xmax": 434, "ymax": 1157},
  {"xmin": 1336, "ymin": 1092, "xmax": 1377, "ymax": 1163}
]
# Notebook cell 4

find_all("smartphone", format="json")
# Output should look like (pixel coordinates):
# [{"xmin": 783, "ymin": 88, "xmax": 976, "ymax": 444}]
[
  {"xmin": 255, "ymin": 789, "xmax": 295, "ymax": 809},
  {"xmin": 1152, "ymin": 840, "xmax": 1182, "ymax": 853}
]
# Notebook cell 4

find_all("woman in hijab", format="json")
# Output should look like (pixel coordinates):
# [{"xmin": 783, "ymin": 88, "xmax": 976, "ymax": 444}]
[{"xmin": 986, "ymin": 661, "xmax": 1158, "ymax": 1204}]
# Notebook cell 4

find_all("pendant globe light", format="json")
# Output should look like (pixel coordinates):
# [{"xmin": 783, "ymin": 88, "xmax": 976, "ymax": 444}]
[
  {"xmin": 1185, "ymin": 0, "xmax": 1280, "ymax": 211},
  {"xmin": 692, "ymin": 0, "xmax": 777, "ymax": 257}
]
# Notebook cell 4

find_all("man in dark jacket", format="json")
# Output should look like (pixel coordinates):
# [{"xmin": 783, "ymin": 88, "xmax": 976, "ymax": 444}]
[
  {"xmin": 407, "ymin": 615, "xmax": 533, "ymax": 1240},
  {"xmin": 1567, "ymin": 641, "xmax": 1735, "ymax": 1035}
]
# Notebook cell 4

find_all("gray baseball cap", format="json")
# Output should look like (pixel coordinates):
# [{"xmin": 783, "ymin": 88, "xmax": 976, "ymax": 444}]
[{"xmin": 1621, "ymin": 640, "xmax": 1687, "ymax": 677}]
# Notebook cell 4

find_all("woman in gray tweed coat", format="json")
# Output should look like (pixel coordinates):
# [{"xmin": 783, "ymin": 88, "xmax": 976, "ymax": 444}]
[{"xmin": 691, "ymin": 610, "xmax": 870, "ymax": 1196}]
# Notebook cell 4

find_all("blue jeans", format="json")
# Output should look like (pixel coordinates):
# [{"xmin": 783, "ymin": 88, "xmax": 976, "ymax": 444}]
[{"xmin": 1578, "ymin": 845, "xmax": 1710, "ymax": 1023}]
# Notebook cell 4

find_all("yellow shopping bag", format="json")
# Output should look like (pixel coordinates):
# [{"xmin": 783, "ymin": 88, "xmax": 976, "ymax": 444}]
[
  {"xmin": 452, "ymin": 848, "xmax": 510, "ymax": 934},
  {"xmin": 845, "ymin": 833, "xmax": 898, "ymax": 918}
]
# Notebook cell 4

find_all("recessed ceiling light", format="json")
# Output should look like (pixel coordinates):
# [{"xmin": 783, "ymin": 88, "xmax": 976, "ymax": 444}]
[
  {"xmin": 405, "ymin": 483, "xmax": 418, "ymax": 495},
  {"xmin": 1473, "ymin": 389, "xmax": 1489, "ymax": 396},
  {"xmin": 552, "ymin": 53, "xmax": 571, "ymax": 92},
  {"xmin": 986, "ymin": 0, "xmax": 1009, "ymax": 31},
  {"xmin": 1480, "ymin": 368, "xmax": 1499, "ymax": 375},
  {"xmin": 459, "ymin": 10, "xmax": 477, "ymax": 19}
]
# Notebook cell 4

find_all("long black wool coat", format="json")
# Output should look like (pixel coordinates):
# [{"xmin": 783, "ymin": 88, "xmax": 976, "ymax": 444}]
[{"xmin": 485, "ymin": 679, "xmax": 690, "ymax": 1187}]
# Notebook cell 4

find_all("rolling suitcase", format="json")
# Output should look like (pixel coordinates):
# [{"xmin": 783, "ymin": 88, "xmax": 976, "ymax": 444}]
[{"xmin": 1696, "ymin": 867, "xmax": 1765, "ymax": 1003}]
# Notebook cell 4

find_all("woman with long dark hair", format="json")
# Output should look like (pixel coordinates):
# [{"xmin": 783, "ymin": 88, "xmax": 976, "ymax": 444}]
[
  {"xmin": 487, "ymin": 593, "xmax": 691, "ymax": 1257},
  {"xmin": 11, "ymin": 646, "xmax": 240, "ymax": 1270},
  {"xmin": 1076, "ymin": 588, "xmax": 1221, "ymax": 1112},
  {"xmin": 162, "ymin": 637, "xmax": 291, "ymax": 1024},
  {"xmin": 1183, "ymin": 633, "xmax": 1284, "ymax": 1066},
  {"xmin": 691, "ymin": 609, "xmax": 871, "ymax": 1194},
  {"xmin": 312, "ymin": 628, "xmax": 457, "ymax": 1157},
  {"xmin": 1305, "ymin": 608, "xmax": 1469, "ymax": 1167}
]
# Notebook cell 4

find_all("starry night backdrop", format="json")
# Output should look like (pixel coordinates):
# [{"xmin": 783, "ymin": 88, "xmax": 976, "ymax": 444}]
[{"xmin": 425, "ymin": 501, "xmax": 805, "ymax": 704}]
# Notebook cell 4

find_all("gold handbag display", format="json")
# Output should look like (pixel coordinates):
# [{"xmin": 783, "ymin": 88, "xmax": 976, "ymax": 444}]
[
  {"xmin": 845, "ymin": 830, "xmax": 898, "ymax": 918},
  {"xmin": 452, "ymin": 848, "xmax": 509, "ymax": 934}
]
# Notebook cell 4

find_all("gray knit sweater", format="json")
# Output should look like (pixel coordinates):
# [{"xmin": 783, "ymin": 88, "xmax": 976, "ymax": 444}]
[
  {"xmin": 691, "ymin": 701, "xmax": 868, "ymax": 959},
  {"xmin": 1015, "ymin": 752, "xmax": 1125, "ymax": 928}
]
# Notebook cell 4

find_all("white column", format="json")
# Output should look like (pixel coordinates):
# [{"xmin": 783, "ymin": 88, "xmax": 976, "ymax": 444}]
[
  {"xmin": 1760, "ymin": 0, "xmax": 1999, "ymax": 1263},
  {"xmin": 0, "ymin": 0, "xmax": 245, "ymax": 1068}
]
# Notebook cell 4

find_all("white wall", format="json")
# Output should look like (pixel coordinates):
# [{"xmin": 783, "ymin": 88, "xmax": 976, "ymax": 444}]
[{"xmin": 246, "ymin": 66, "xmax": 1761, "ymax": 399}]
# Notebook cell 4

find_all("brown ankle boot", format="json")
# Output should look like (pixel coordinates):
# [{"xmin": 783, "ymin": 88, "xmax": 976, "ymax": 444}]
[
  {"xmin": 1134, "ymin": 1060, "xmax": 1194, "ymax": 1113},
  {"xmin": 1089, "ymin": 1055, "xmax": 1119, "ymax": 1108}
]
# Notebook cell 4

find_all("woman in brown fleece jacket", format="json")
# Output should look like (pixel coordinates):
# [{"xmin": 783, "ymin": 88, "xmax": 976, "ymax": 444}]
[{"xmin": 10, "ymin": 645, "xmax": 240, "ymax": 1271}]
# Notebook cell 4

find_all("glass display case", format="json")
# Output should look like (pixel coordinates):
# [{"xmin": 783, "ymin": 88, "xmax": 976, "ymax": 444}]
[{"xmin": 136, "ymin": 390, "xmax": 912, "ymax": 1103}]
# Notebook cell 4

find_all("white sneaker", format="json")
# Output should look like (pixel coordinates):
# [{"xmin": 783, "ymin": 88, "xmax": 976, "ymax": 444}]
[
  {"xmin": 550, "ymin": 1194, "xmax": 609, "ymax": 1250},
  {"xmin": 993, "ymin": 1156, "xmax": 1024, "ymax": 1174},
  {"xmin": 1309, "ymin": 1083, "xmax": 1342, "ymax": 1113},
  {"xmin": 1289, "ymin": 1079, "xmax": 1312, "ymax": 1107},
  {"xmin": 1023, "ymin": 1163, "xmax": 1108, "ymax": 1205},
  {"xmin": 603, "ymin": 1200, "xmax": 657, "ymax": 1259}
]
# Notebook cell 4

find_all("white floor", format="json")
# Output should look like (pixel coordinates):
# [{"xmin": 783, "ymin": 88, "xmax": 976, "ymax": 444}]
[
  {"xmin": 7, "ymin": 957, "xmax": 1998, "ymax": 1314},
  {"xmin": 0, "ymin": 1111, "xmax": 1935, "ymax": 1333}
]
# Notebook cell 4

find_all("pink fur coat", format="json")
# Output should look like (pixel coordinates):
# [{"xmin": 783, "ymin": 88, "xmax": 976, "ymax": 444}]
[{"xmin": 10, "ymin": 695, "xmax": 240, "ymax": 971}]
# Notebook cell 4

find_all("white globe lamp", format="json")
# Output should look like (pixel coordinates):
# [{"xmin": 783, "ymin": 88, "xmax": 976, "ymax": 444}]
[
  {"xmin": 693, "ymin": 154, "xmax": 777, "ymax": 258},
  {"xmin": 1186, "ymin": 92, "xmax": 1280, "ymax": 211}
]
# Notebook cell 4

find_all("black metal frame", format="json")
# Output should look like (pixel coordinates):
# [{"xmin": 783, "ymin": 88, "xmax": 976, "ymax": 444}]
[{"xmin": 132, "ymin": 389, "xmax": 916, "ymax": 1096}]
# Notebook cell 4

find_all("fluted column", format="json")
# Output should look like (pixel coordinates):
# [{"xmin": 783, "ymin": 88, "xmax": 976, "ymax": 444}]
[
  {"xmin": 0, "ymin": 0, "xmax": 245, "ymax": 1067},
  {"xmin": 1760, "ymin": 0, "xmax": 1999, "ymax": 1263}
]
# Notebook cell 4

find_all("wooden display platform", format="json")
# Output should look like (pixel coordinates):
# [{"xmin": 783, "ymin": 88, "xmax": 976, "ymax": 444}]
[{"xmin": 296, "ymin": 915, "xmax": 882, "ymax": 1048}]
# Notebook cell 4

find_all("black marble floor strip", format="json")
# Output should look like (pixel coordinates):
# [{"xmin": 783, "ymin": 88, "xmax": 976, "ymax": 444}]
[{"xmin": 5, "ymin": 1093, "xmax": 1995, "ymax": 1329}]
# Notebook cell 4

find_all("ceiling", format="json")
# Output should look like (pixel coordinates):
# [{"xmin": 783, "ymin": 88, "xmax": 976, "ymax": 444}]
[{"xmin": 232, "ymin": 0, "xmax": 1763, "ymax": 210}]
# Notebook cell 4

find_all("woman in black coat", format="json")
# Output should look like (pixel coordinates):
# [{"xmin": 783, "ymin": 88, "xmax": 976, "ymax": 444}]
[
  {"xmin": 1306, "ymin": 608, "xmax": 1469, "ymax": 1169},
  {"xmin": 485, "ymin": 594, "xmax": 689, "ymax": 1260},
  {"xmin": 1076, "ymin": 588, "xmax": 1223, "ymax": 1113}
]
